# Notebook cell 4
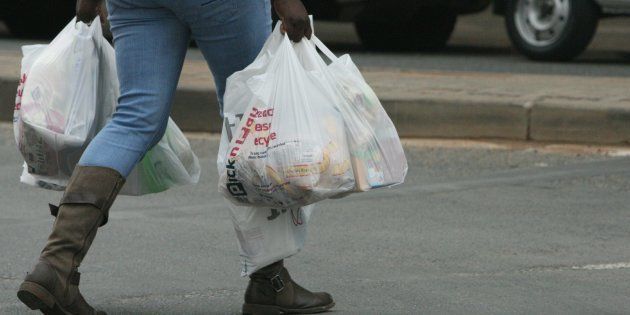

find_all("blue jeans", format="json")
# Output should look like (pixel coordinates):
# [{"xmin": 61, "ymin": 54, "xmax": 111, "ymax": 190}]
[{"xmin": 79, "ymin": 0, "xmax": 272, "ymax": 177}]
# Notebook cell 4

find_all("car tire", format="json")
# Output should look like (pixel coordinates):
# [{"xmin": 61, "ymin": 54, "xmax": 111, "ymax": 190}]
[
  {"xmin": 355, "ymin": 2, "xmax": 457, "ymax": 51},
  {"xmin": 4, "ymin": 1, "xmax": 75, "ymax": 39},
  {"xmin": 505, "ymin": 0, "xmax": 599, "ymax": 61}
]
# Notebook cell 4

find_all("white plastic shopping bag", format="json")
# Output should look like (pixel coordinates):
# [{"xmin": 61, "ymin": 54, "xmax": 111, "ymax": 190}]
[
  {"xmin": 297, "ymin": 35, "xmax": 408, "ymax": 191},
  {"xmin": 218, "ymin": 21, "xmax": 407, "ymax": 274},
  {"xmin": 231, "ymin": 205, "xmax": 313, "ymax": 276},
  {"xmin": 123, "ymin": 118, "xmax": 201, "ymax": 195},
  {"xmin": 219, "ymin": 25, "xmax": 317, "ymax": 275},
  {"xmin": 219, "ymin": 27, "xmax": 354, "ymax": 209},
  {"xmin": 15, "ymin": 18, "xmax": 100, "ymax": 181},
  {"xmin": 14, "ymin": 18, "xmax": 200, "ymax": 195},
  {"xmin": 14, "ymin": 44, "xmax": 47, "ymax": 147}
]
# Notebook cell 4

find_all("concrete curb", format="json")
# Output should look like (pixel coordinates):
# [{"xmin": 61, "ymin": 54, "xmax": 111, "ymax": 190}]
[
  {"xmin": 530, "ymin": 102, "xmax": 630, "ymax": 144},
  {"xmin": 2, "ymin": 74, "xmax": 629, "ymax": 146}
]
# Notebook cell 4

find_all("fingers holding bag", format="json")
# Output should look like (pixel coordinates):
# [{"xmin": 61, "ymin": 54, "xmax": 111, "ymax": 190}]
[{"xmin": 273, "ymin": 0, "xmax": 312, "ymax": 42}]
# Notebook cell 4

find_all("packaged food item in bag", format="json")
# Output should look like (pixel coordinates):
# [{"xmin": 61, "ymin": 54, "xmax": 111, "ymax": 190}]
[
  {"xmin": 14, "ymin": 18, "xmax": 200, "ymax": 195},
  {"xmin": 218, "ymin": 26, "xmax": 355, "ymax": 209},
  {"xmin": 304, "ymin": 36, "xmax": 408, "ymax": 192}
]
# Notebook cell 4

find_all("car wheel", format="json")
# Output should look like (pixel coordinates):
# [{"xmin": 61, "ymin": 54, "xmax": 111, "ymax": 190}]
[
  {"xmin": 355, "ymin": 3, "xmax": 457, "ymax": 51},
  {"xmin": 505, "ymin": 0, "xmax": 599, "ymax": 61},
  {"xmin": 4, "ymin": 1, "xmax": 75, "ymax": 39}
]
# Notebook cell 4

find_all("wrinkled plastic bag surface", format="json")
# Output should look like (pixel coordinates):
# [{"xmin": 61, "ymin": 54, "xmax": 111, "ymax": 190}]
[
  {"xmin": 218, "ymin": 20, "xmax": 407, "ymax": 274},
  {"xmin": 304, "ymin": 36, "xmax": 408, "ymax": 191},
  {"xmin": 123, "ymin": 118, "xmax": 201, "ymax": 195},
  {"xmin": 232, "ymin": 205, "xmax": 313, "ymax": 276},
  {"xmin": 14, "ymin": 44, "xmax": 47, "ymax": 158},
  {"xmin": 219, "ymin": 27, "xmax": 354, "ymax": 209},
  {"xmin": 15, "ymin": 18, "xmax": 100, "ymax": 181},
  {"xmin": 218, "ymin": 25, "xmax": 316, "ymax": 275},
  {"xmin": 14, "ymin": 18, "xmax": 200, "ymax": 195}
]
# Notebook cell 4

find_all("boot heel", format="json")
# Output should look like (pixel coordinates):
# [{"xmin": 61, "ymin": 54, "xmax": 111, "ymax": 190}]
[
  {"xmin": 17, "ymin": 281, "xmax": 56, "ymax": 310},
  {"xmin": 242, "ymin": 303, "xmax": 283, "ymax": 315}
]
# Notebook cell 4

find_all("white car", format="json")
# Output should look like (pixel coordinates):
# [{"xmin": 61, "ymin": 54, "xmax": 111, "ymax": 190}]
[{"xmin": 495, "ymin": 0, "xmax": 630, "ymax": 60}]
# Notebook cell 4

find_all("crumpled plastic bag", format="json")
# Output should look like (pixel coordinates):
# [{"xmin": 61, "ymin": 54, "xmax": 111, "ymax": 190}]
[
  {"xmin": 218, "ymin": 25, "xmax": 355, "ymax": 209},
  {"xmin": 306, "ymin": 35, "xmax": 408, "ymax": 192},
  {"xmin": 218, "ymin": 24, "xmax": 319, "ymax": 276},
  {"xmin": 14, "ymin": 18, "xmax": 200, "ymax": 195},
  {"xmin": 15, "ymin": 18, "xmax": 100, "ymax": 180}
]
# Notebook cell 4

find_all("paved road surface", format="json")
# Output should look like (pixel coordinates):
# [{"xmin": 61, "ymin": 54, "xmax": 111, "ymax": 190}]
[{"xmin": 1, "ymin": 124, "xmax": 629, "ymax": 314}]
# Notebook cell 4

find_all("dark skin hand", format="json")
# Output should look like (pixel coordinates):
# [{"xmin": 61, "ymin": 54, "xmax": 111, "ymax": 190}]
[
  {"xmin": 76, "ymin": 0, "xmax": 104, "ymax": 24},
  {"xmin": 273, "ymin": 0, "xmax": 312, "ymax": 42}
]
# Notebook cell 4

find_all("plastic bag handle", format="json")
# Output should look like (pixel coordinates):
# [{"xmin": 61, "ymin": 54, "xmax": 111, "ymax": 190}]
[{"xmin": 311, "ymin": 35, "xmax": 337, "ymax": 63}]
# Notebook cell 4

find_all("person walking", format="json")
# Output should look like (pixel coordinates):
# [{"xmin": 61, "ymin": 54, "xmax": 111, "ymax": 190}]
[{"xmin": 16, "ymin": 0, "xmax": 334, "ymax": 314}]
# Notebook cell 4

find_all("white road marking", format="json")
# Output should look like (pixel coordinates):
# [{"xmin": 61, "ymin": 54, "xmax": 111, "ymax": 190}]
[
  {"xmin": 610, "ymin": 149, "xmax": 630, "ymax": 157},
  {"xmin": 572, "ymin": 262, "xmax": 630, "ymax": 270}
]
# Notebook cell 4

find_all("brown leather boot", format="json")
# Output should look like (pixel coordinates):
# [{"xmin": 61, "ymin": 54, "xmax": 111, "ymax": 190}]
[
  {"xmin": 242, "ymin": 260, "xmax": 335, "ymax": 315},
  {"xmin": 17, "ymin": 166, "xmax": 125, "ymax": 315}
]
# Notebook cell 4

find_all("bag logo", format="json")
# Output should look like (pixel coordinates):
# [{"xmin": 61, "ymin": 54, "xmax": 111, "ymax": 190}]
[
  {"xmin": 225, "ymin": 158, "xmax": 248, "ymax": 201},
  {"xmin": 15, "ymin": 73, "xmax": 27, "ymax": 111},
  {"xmin": 224, "ymin": 106, "xmax": 277, "ymax": 203}
]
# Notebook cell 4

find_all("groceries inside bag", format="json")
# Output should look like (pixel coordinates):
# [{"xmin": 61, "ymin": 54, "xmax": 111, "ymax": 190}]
[
  {"xmin": 305, "ymin": 36, "xmax": 408, "ymax": 192},
  {"xmin": 219, "ymin": 30, "xmax": 407, "ymax": 208},
  {"xmin": 13, "ymin": 18, "xmax": 200, "ymax": 195},
  {"xmin": 14, "ymin": 19, "xmax": 100, "ymax": 182},
  {"xmin": 217, "ymin": 25, "xmax": 317, "ymax": 275},
  {"xmin": 218, "ymin": 29, "xmax": 355, "ymax": 208},
  {"xmin": 218, "ymin": 20, "xmax": 406, "ymax": 274}
]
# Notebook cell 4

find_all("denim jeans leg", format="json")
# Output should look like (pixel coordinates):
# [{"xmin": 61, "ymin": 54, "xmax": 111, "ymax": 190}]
[
  {"xmin": 79, "ymin": 2, "xmax": 191, "ymax": 177},
  {"xmin": 186, "ymin": 0, "xmax": 272, "ymax": 115}
]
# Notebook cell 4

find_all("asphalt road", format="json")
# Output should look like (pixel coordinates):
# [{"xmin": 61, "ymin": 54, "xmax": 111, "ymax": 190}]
[
  {"xmin": 2, "ymin": 9, "xmax": 630, "ymax": 77},
  {"xmin": 1, "ymin": 123, "xmax": 630, "ymax": 314}
]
